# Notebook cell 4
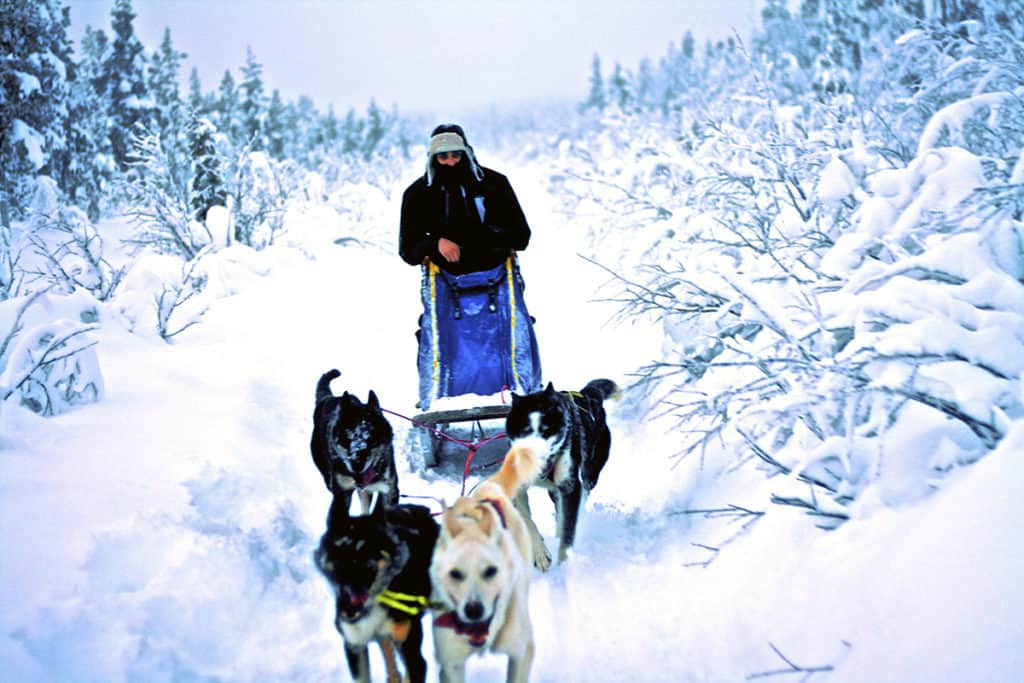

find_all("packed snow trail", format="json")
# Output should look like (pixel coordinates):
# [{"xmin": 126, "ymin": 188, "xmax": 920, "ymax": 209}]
[
  {"xmin": 7, "ymin": 159, "xmax": 1021, "ymax": 682},
  {"xmin": 0, "ymin": 160, "xmax": 677, "ymax": 682}
]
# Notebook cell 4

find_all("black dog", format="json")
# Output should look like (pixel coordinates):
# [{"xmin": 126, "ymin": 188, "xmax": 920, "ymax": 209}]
[
  {"xmin": 314, "ymin": 496, "xmax": 439, "ymax": 683},
  {"xmin": 311, "ymin": 369, "xmax": 399, "ymax": 514},
  {"xmin": 505, "ymin": 379, "xmax": 618, "ymax": 568}
]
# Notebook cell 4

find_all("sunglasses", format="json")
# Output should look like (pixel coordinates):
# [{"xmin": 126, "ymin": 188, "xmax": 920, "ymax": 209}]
[{"xmin": 435, "ymin": 150, "xmax": 464, "ymax": 160}]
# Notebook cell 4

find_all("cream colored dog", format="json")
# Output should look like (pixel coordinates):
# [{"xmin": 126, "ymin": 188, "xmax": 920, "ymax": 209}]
[{"xmin": 430, "ymin": 444, "xmax": 541, "ymax": 683}]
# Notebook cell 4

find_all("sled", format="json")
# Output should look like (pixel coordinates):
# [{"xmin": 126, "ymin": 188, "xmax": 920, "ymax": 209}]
[
  {"xmin": 407, "ymin": 403, "xmax": 512, "ymax": 474},
  {"xmin": 406, "ymin": 255, "xmax": 541, "ymax": 477}
]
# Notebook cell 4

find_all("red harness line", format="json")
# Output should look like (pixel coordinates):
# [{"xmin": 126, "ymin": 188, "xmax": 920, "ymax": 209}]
[{"xmin": 381, "ymin": 407, "xmax": 508, "ymax": 496}]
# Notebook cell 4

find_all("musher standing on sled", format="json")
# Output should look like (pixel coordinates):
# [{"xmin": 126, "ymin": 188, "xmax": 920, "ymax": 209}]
[{"xmin": 399, "ymin": 124, "xmax": 542, "ymax": 409}]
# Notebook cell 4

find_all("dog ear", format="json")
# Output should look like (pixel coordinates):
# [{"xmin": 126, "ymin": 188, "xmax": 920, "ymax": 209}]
[
  {"xmin": 367, "ymin": 390, "xmax": 381, "ymax": 412},
  {"xmin": 510, "ymin": 392, "xmax": 520, "ymax": 404},
  {"xmin": 544, "ymin": 382, "xmax": 556, "ymax": 395},
  {"xmin": 478, "ymin": 504, "xmax": 500, "ymax": 539},
  {"xmin": 442, "ymin": 507, "xmax": 462, "ymax": 539}
]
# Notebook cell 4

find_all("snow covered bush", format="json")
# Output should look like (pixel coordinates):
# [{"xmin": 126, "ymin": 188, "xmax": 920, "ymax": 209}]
[
  {"xmin": 227, "ymin": 149, "xmax": 300, "ymax": 249},
  {"xmin": 27, "ymin": 204, "xmax": 127, "ymax": 301},
  {"xmin": 153, "ymin": 250, "xmax": 210, "ymax": 342},
  {"xmin": 0, "ymin": 289, "xmax": 103, "ymax": 418},
  {"xmin": 123, "ymin": 128, "xmax": 210, "ymax": 260},
  {"xmin": 556, "ymin": 6, "xmax": 1024, "ymax": 525}
]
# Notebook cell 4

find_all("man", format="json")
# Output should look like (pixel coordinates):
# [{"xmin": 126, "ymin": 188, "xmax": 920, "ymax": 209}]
[
  {"xmin": 399, "ymin": 124, "xmax": 530, "ymax": 274},
  {"xmin": 399, "ymin": 124, "xmax": 541, "ymax": 409}
]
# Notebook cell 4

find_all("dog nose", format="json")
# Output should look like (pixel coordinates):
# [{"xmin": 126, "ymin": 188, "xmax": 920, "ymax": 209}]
[{"xmin": 463, "ymin": 600, "xmax": 484, "ymax": 621}]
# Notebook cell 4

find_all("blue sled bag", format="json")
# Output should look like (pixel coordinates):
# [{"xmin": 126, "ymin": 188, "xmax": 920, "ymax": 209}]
[{"xmin": 417, "ymin": 256, "xmax": 542, "ymax": 410}]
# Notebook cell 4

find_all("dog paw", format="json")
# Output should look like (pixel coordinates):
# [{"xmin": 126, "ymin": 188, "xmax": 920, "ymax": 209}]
[{"xmin": 533, "ymin": 542, "xmax": 552, "ymax": 572}]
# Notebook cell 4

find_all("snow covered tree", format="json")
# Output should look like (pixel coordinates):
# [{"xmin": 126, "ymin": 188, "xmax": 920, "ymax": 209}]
[
  {"xmin": 320, "ymin": 104, "xmax": 339, "ymax": 155},
  {"xmin": 362, "ymin": 98, "xmax": 385, "ymax": 158},
  {"xmin": 123, "ymin": 127, "xmax": 206, "ymax": 259},
  {"xmin": 147, "ymin": 27, "xmax": 186, "ymax": 140},
  {"xmin": 582, "ymin": 54, "xmax": 606, "ymax": 111},
  {"xmin": 681, "ymin": 29, "xmax": 695, "ymax": 60},
  {"xmin": 341, "ymin": 107, "xmax": 363, "ymax": 155},
  {"xmin": 65, "ymin": 26, "xmax": 114, "ymax": 221},
  {"xmin": 553, "ymin": 1, "xmax": 1024, "ymax": 526},
  {"xmin": 264, "ymin": 89, "xmax": 286, "ymax": 159},
  {"xmin": 0, "ymin": 0, "xmax": 72, "ymax": 226},
  {"xmin": 608, "ymin": 62, "xmax": 631, "ymax": 110},
  {"xmin": 238, "ymin": 46, "xmax": 265, "ymax": 149},
  {"xmin": 188, "ymin": 114, "xmax": 226, "ymax": 223},
  {"xmin": 187, "ymin": 67, "xmax": 214, "ymax": 116},
  {"xmin": 104, "ymin": 0, "xmax": 150, "ymax": 170},
  {"xmin": 216, "ymin": 69, "xmax": 240, "ymax": 146}
]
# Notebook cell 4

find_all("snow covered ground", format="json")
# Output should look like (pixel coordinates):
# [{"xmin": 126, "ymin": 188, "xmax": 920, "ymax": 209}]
[{"xmin": 2, "ymin": 159, "xmax": 1022, "ymax": 682}]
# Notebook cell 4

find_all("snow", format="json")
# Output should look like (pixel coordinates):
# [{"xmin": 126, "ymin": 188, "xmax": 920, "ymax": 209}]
[
  {"xmin": 12, "ymin": 119, "xmax": 46, "ymax": 171},
  {"xmin": 816, "ymin": 155, "xmax": 857, "ymax": 204},
  {"xmin": 2, "ymin": 151, "xmax": 1023, "ymax": 683},
  {"xmin": 15, "ymin": 71, "xmax": 41, "ymax": 98}
]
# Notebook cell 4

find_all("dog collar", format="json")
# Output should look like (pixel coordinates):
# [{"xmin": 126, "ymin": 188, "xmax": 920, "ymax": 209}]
[{"xmin": 360, "ymin": 467, "xmax": 378, "ymax": 487}]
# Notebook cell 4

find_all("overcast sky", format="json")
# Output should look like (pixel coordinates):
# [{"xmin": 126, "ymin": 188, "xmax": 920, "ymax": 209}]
[{"xmin": 67, "ymin": 0, "xmax": 759, "ymax": 117}]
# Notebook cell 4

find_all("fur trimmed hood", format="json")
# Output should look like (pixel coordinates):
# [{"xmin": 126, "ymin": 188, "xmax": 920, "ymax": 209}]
[{"xmin": 425, "ymin": 124, "xmax": 484, "ymax": 186}]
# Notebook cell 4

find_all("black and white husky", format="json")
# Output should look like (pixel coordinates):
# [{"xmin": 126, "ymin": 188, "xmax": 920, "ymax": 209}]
[
  {"xmin": 504, "ymin": 379, "xmax": 618, "ymax": 569},
  {"xmin": 310, "ymin": 369, "xmax": 399, "ymax": 513}
]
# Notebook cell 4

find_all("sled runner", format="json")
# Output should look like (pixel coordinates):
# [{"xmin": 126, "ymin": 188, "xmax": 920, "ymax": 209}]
[
  {"xmin": 407, "ymin": 255, "xmax": 542, "ymax": 474},
  {"xmin": 407, "ymin": 403, "xmax": 511, "ymax": 475}
]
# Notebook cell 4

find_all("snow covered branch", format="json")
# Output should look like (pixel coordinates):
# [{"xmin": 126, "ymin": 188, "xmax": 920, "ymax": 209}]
[
  {"xmin": 26, "ymin": 206, "xmax": 127, "ymax": 300},
  {"xmin": 0, "ymin": 290, "xmax": 102, "ymax": 416},
  {"xmin": 154, "ymin": 248, "xmax": 210, "ymax": 342}
]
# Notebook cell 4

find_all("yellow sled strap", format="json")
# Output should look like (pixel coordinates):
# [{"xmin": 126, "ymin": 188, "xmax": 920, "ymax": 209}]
[{"xmin": 506, "ymin": 256, "xmax": 522, "ymax": 391}]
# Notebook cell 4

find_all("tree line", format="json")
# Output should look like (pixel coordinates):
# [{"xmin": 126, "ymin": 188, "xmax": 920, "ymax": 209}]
[{"xmin": 1, "ymin": 0, "xmax": 407, "ymax": 228}]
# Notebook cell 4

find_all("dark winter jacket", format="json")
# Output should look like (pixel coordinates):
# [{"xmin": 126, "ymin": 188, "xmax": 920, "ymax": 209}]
[{"xmin": 399, "ymin": 165, "xmax": 530, "ymax": 275}]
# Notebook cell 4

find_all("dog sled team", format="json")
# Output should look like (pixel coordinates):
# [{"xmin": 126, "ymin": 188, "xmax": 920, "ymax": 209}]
[
  {"xmin": 307, "ymin": 124, "xmax": 621, "ymax": 682},
  {"xmin": 312, "ymin": 371, "xmax": 618, "ymax": 683}
]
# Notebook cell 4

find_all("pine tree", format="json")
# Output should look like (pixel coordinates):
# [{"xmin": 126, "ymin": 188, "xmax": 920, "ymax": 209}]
[
  {"xmin": 609, "ymin": 62, "xmax": 631, "ymax": 110},
  {"xmin": 681, "ymin": 30, "xmax": 695, "ymax": 60},
  {"xmin": 264, "ymin": 89, "xmax": 286, "ymax": 159},
  {"xmin": 0, "ymin": 0, "xmax": 72, "ymax": 226},
  {"xmin": 321, "ymin": 104, "xmax": 340, "ymax": 153},
  {"xmin": 290, "ymin": 95, "xmax": 319, "ymax": 163},
  {"xmin": 634, "ymin": 58, "xmax": 655, "ymax": 111},
  {"xmin": 239, "ymin": 46, "xmax": 265, "ymax": 149},
  {"xmin": 66, "ymin": 25, "xmax": 114, "ymax": 221},
  {"xmin": 104, "ymin": 0, "xmax": 150, "ymax": 169},
  {"xmin": 147, "ymin": 27, "xmax": 186, "ymax": 138},
  {"xmin": 583, "ymin": 54, "xmax": 606, "ymax": 111},
  {"xmin": 362, "ymin": 98, "xmax": 385, "ymax": 158},
  {"xmin": 216, "ymin": 69, "xmax": 240, "ymax": 145},
  {"xmin": 188, "ymin": 113, "xmax": 225, "ymax": 222},
  {"xmin": 186, "ymin": 67, "xmax": 215, "ymax": 116},
  {"xmin": 341, "ymin": 108, "xmax": 363, "ymax": 155},
  {"xmin": 47, "ymin": 1, "xmax": 75, "ymax": 195}
]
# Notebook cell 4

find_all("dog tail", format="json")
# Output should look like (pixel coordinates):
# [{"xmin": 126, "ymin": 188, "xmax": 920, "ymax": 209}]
[
  {"xmin": 582, "ymin": 378, "xmax": 620, "ymax": 403},
  {"xmin": 316, "ymin": 369, "xmax": 341, "ymax": 403},
  {"xmin": 490, "ymin": 444, "xmax": 543, "ymax": 499}
]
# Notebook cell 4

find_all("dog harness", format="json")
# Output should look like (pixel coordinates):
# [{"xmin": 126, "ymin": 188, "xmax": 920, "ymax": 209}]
[
  {"xmin": 480, "ymin": 497, "xmax": 508, "ymax": 529},
  {"xmin": 376, "ymin": 589, "xmax": 430, "ymax": 616}
]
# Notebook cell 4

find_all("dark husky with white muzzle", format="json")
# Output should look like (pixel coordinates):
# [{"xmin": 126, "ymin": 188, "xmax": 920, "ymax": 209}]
[
  {"xmin": 310, "ymin": 369, "xmax": 399, "ymax": 514},
  {"xmin": 315, "ymin": 496, "xmax": 439, "ymax": 683}
]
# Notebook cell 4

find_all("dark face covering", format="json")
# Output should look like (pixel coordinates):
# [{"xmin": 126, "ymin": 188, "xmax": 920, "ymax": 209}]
[{"xmin": 433, "ymin": 158, "xmax": 471, "ymax": 187}]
